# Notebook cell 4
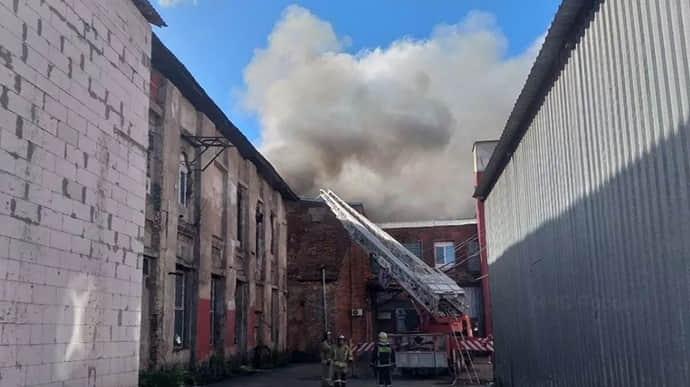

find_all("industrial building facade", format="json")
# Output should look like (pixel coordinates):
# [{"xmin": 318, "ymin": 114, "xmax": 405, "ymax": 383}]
[
  {"xmin": 140, "ymin": 36, "xmax": 294, "ymax": 370},
  {"xmin": 475, "ymin": 0, "xmax": 690, "ymax": 386}
]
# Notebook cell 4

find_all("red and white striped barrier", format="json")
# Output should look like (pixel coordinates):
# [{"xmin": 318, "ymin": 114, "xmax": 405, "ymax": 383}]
[
  {"xmin": 458, "ymin": 337, "xmax": 494, "ymax": 352},
  {"xmin": 352, "ymin": 337, "xmax": 494, "ymax": 355},
  {"xmin": 352, "ymin": 342, "xmax": 376, "ymax": 355}
]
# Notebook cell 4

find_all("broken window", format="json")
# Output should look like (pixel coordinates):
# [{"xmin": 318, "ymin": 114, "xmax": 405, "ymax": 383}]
[
  {"xmin": 210, "ymin": 276, "xmax": 224, "ymax": 346},
  {"xmin": 174, "ymin": 266, "xmax": 190, "ymax": 348},
  {"xmin": 179, "ymin": 154, "xmax": 189, "ymax": 207},
  {"xmin": 434, "ymin": 242, "xmax": 455, "ymax": 266}
]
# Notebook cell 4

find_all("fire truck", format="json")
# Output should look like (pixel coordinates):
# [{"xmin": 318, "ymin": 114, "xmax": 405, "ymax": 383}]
[{"xmin": 320, "ymin": 190, "xmax": 492, "ymax": 383}]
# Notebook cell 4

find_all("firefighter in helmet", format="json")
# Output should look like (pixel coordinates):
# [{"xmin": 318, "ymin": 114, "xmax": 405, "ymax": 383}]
[
  {"xmin": 332, "ymin": 335, "xmax": 352, "ymax": 387},
  {"xmin": 320, "ymin": 331, "xmax": 333, "ymax": 387},
  {"xmin": 370, "ymin": 331, "xmax": 396, "ymax": 387}
]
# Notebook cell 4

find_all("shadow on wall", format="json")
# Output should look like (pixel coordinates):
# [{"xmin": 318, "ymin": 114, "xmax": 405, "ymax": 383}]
[{"xmin": 489, "ymin": 118, "xmax": 690, "ymax": 387}]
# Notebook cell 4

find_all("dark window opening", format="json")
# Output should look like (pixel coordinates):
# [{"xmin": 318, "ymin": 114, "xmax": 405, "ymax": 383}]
[
  {"xmin": 237, "ymin": 185, "xmax": 247, "ymax": 248},
  {"xmin": 173, "ymin": 266, "xmax": 190, "ymax": 348},
  {"xmin": 210, "ymin": 276, "xmax": 225, "ymax": 346},
  {"xmin": 256, "ymin": 202, "xmax": 265, "ymax": 281}
]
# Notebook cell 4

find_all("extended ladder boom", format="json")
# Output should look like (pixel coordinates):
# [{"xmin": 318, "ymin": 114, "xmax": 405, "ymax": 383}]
[{"xmin": 319, "ymin": 189, "xmax": 467, "ymax": 317}]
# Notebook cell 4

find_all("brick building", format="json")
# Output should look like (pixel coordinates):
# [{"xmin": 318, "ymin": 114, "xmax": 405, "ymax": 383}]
[
  {"xmin": 287, "ymin": 199, "xmax": 483, "ymax": 358},
  {"xmin": 286, "ymin": 199, "xmax": 375, "ymax": 358},
  {"xmin": 0, "ymin": 1, "xmax": 162, "ymax": 386},
  {"xmin": 139, "ymin": 36, "xmax": 296, "ymax": 370},
  {"xmin": 379, "ymin": 220, "xmax": 483, "ymax": 334}
]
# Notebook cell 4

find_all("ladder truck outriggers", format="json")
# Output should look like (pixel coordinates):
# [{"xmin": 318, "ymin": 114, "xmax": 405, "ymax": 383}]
[{"xmin": 319, "ymin": 190, "xmax": 491, "ymax": 383}]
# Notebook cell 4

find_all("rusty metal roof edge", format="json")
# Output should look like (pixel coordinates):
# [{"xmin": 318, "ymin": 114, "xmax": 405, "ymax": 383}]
[
  {"xmin": 473, "ymin": 0, "xmax": 598, "ymax": 199},
  {"xmin": 131, "ymin": 0, "xmax": 166, "ymax": 27},
  {"xmin": 151, "ymin": 33, "xmax": 299, "ymax": 200}
]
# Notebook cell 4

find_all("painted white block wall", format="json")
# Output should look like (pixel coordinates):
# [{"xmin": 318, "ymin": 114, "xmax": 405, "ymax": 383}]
[{"xmin": 0, "ymin": 0, "xmax": 152, "ymax": 385}]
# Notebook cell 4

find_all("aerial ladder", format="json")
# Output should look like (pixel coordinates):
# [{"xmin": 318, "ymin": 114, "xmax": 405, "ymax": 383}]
[{"xmin": 319, "ymin": 189, "xmax": 481, "ymax": 384}]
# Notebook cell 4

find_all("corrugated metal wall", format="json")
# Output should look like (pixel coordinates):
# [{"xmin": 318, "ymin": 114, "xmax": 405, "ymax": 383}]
[{"xmin": 484, "ymin": 0, "xmax": 690, "ymax": 386}]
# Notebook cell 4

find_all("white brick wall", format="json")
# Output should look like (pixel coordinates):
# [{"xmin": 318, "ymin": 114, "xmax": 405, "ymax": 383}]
[{"xmin": 0, "ymin": 0, "xmax": 152, "ymax": 386}]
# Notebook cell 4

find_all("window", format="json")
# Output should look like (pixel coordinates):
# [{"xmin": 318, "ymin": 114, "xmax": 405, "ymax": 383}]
[
  {"xmin": 270, "ymin": 213, "xmax": 277, "ymax": 255},
  {"xmin": 270, "ymin": 213, "xmax": 278, "ymax": 283},
  {"xmin": 174, "ymin": 266, "xmax": 189, "ymax": 347},
  {"xmin": 234, "ymin": 280, "xmax": 248, "ymax": 347},
  {"xmin": 403, "ymin": 241, "xmax": 422, "ymax": 259},
  {"xmin": 210, "ymin": 276, "xmax": 224, "ymax": 345},
  {"xmin": 271, "ymin": 289, "xmax": 279, "ymax": 346},
  {"xmin": 178, "ymin": 154, "xmax": 189, "ymax": 207},
  {"xmin": 237, "ymin": 185, "xmax": 247, "ymax": 248},
  {"xmin": 255, "ymin": 202, "xmax": 265, "ymax": 281},
  {"xmin": 143, "ymin": 256, "xmax": 154, "ymax": 287},
  {"xmin": 434, "ymin": 242, "xmax": 456, "ymax": 266}
]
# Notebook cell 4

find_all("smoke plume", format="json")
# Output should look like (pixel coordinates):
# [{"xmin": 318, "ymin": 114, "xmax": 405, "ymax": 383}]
[{"xmin": 243, "ymin": 5, "xmax": 541, "ymax": 221}]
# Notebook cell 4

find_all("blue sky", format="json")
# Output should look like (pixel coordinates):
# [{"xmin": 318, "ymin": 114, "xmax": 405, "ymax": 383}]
[{"xmin": 151, "ymin": 0, "xmax": 561, "ymax": 146}]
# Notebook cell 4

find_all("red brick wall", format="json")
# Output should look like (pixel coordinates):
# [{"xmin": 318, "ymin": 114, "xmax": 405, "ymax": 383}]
[
  {"xmin": 334, "ymin": 243, "xmax": 374, "ymax": 347},
  {"xmin": 384, "ymin": 224, "xmax": 479, "ymax": 286},
  {"xmin": 287, "ymin": 200, "xmax": 375, "ymax": 355}
]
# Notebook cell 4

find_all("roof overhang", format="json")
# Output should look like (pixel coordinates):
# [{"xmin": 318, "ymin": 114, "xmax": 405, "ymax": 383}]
[
  {"xmin": 131, "ymin": 0, "xmax": 166, "ymax": 26},
  {"xmin": 473, "ymin": 0, "xmax": 597, "ymax": 199}
]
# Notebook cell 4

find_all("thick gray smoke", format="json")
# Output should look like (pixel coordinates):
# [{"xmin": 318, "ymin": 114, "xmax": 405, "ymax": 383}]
[{"xmin": 243, "ymin": 5, "xmax": 542, "ymax": 221}]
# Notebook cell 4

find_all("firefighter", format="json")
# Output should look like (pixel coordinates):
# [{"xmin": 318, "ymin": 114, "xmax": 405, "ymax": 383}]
[
  {"xmin": 370, "ymin": 331, "xmax": 396, "ymax": 387},
  {"xmin": 333, "ymin": 335, "xmax": 352, "ymax": 387},
  {"xmin": 320, "ymin": 332, "xmax": 333, "ymax": 387}
]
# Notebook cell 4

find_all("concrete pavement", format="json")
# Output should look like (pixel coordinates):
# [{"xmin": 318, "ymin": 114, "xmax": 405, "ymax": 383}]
[{"xmin": 209, "ymin": 363, "xmax": 491, "ymax": 387}]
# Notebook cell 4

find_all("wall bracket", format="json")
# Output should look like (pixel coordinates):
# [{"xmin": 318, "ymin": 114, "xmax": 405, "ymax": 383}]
[{"xmin": 182, "ymin": 135, "xmax": 234, "ymax": 171}]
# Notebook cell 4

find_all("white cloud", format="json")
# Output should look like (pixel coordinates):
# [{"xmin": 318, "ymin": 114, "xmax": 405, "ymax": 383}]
[{"xmin": 242, "ymin": 5, "xmax": 542, "ymax": 221}]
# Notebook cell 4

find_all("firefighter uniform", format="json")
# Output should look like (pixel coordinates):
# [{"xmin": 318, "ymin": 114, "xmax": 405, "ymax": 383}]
[
  {"xmin": 320, "ymin": 333, "xmax": 333, "ymax": 387},
  {"xmin": 371, "ymin": 332, "xmax": 396, "ymax": 387},
  {"xmin": 332, "ymin": 336, "xmax": 352, "ymax": 387}
]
